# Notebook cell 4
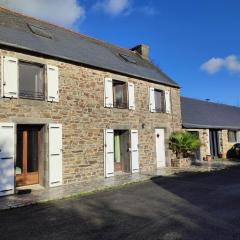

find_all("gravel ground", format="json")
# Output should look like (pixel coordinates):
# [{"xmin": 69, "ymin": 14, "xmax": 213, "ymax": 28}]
[{"xmin": 1, "ymin": 166, "xmax": 240, "ymax": 240}]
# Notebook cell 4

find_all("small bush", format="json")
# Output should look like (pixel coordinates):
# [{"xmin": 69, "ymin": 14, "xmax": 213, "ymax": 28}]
[{"xmin": 169, "ymin": 131, "xmax": 202, "ymax": 159}]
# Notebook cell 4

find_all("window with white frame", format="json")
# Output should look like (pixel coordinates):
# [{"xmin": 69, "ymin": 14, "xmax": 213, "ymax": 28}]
[
  {"xmin": 1, "ymin": 56, "xmax": 59, "ymax": 102},
  {"xmin": 154, "ymin": 89, "xmax": 165, "ymax": 112},
  {"xmin": 104, "ymin": 78, "xmax": 135, "ymax": 110},
  {"xmin": 113, "ymin": 80, "xmax": 128, "ymax": 109},
  {"xmin": 149, "ymin": 87, "xmax": 171, "ymax": 113},
  {"xmin": 19, "ymin": 61, "xmax": 45, "ymax": 100}
]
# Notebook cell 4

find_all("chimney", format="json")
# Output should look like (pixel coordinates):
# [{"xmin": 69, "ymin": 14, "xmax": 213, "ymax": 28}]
[{"xmin": 131, "ymin": 44, "xmax": 149, "ymax": 60}]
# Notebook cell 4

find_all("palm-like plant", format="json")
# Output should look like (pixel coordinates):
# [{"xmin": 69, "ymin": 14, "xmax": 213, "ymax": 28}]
[{"xmin": 169, "ymin": 131, "xmax": 202, "ymax": 159}]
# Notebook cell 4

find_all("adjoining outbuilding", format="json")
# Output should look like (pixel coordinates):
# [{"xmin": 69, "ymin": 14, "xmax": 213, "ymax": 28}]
[{"xmin": 181, "ymin": 97, "xmax": 240, "ymax": 161}]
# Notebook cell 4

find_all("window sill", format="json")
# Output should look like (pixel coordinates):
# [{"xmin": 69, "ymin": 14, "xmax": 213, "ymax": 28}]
[{"xmin": 19, "ymin": 96, "xmax": 45, "ymax": 101}]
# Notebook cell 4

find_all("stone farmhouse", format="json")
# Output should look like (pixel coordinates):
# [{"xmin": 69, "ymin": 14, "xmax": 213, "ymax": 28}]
[{"xmin": 0, "ymin": 8, "xmax": 181, "ymax": 196}]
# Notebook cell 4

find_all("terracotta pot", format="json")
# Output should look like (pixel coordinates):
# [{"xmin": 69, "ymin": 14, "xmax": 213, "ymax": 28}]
[
  {"xmin": 218, "ymin": 153, "xmax": 223, "ymax": 158},
  {"xmin": 206, "ymin": 155, "xmax": 212, "ymax": 161}
]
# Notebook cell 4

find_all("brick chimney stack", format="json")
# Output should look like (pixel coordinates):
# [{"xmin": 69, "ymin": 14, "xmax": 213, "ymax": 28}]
[{"xmin": 131, "ymin": 44, "xmax": 149, "ymax": 60}]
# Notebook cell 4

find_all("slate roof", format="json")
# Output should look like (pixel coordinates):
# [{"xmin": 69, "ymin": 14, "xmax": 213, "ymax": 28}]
[
  {"xmin": 0, "ymin": 7, "xmax": 179, "ymax": 88},
  {"xmin": 181, "ymin": 97, "xmax": 240, "ymax": 130}
]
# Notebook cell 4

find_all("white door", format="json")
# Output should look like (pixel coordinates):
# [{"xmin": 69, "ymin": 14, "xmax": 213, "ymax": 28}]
[
  {"xmin": 131, "ymin": 130, "xmax": 139, "ymax": 173},
  {"xmin": 49, "ymin": 124, "xmax": 63, "ymax": 187},
  {"xmin": 155, "ymin": 129, "xmax": 166, "ymax": 168},
  {"xmin": 104, "ymin": 129, "xmax": 114, "ymax": 177},
  {"xmin": 0, "ymin": 123, "xmax": 15, "ymax": 196}
]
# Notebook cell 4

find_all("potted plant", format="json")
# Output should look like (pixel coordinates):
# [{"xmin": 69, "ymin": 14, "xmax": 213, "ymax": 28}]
[
  {"xmin": 218, "ymin": 152, "xmax": 224, "ymax": 159},
  {"xmin": 169, "ymin": 131, "xmax": 202, "ymax": 168},
  {"xmin": 205, "ymin": 155, "xmax": 212, "ymax": 161}
]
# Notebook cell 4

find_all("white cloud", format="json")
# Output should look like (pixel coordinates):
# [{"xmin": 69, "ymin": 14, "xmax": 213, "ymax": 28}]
[
  {"xmin": 93, "ymin": 0, "xmax": 158, "ymax": 17},
  {"xmin": 94, "ymin": 0, "xmax": 131, "ymax": 16},
  {"xmin": 0, "ymin": 0, "xmax": 85, "ymax": 27},
  {"xmin": 201, "ymin": 55, "xmax": 240, "ymax": 74}
]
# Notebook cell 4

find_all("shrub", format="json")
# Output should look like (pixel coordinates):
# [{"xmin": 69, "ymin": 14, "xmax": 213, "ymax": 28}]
[{"xmin": 169, "ymin": 131, "xmax": 202, "ymax": 159}]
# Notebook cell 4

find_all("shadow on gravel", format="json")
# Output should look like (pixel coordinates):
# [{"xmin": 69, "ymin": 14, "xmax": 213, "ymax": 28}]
[{"xmin": 1, "ymin": 166, "xmax": 240, "ymax": 240}]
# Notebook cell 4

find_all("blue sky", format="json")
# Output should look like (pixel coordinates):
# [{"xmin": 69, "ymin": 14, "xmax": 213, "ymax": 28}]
[{"xmin": 1, "ymin": 0, "xmax": 240, "ymax": 105}]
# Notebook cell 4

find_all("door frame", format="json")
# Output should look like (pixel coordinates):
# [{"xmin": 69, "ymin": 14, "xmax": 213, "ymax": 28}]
[
  {"xmin": 16, "ymin": 126, "xmax": 40, "ymax": 186},
  {"xmin": 15, "ymin": 124, "xmax": 46, "ymax": 188},
  {"xmin": 155, "ymin": 128, "xmax": 166, "ymax": 168},
  {"xmin": 209, "ymin": 129, "xmax": 221, "ymax": 158},
  {"xmin": 113, "ymin": 129, "xmax": 130, "ymax": 173}
]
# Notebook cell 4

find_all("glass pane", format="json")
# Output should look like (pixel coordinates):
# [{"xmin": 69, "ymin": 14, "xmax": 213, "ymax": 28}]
[
  {"xmin": 113, "ymin": 81, "xmax": 127, "ymax": 108},
  {"xmin": 16, "ymin": 130, "xmax": 23, "ymax": 175},
  {"xmin": 229, "ymin": 131, "xmax": 237, "ymax": 142},
  {"xmin": 19, "ymin": 61, "xmax": 44, "ymax": 99},
  {"xmin": 155, "ymin": 90, "xmax": 162, "ymax": 112},
  {"xmin": 114, "ymin": 133, "xmax": 121, "ymax": 163},
  {"xmin": 27, "ymin": 129, "xmax": 39, "ymax": 172}
]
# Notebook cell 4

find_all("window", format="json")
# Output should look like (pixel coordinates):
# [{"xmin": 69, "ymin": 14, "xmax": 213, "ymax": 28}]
[
  {"xmin": 28, "ymin": 24, "xmax": 53, "ymax": 39},
  {"xmin": 228, "ymin": 130, "xmax": 237, "ymax": 142},
  {"xmin": 154, "ymin": 89, "xmax": 165, "ymax": 112},
  {"xmin": 149, "ymin": 88, "xmax": 171, "ymax": 113},
  {"xmin": 113, "ymin": 80, "xmax": 128, "ymax": 109},
  {"xmin": 19, "ymin": 61, "xmax": 45, "ymax": 100},
  {"xmin": 119, "ymin": 54, "xmax": 137, "ymax": 64}
]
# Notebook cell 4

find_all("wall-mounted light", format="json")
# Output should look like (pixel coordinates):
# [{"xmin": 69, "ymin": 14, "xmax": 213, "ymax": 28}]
[{"xmin": 142, "ymin": 123, "xmax": 145, "ymax": 129}]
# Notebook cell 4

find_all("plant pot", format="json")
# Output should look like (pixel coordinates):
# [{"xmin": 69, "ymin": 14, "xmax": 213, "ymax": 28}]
[
  {"xmin": 206, "ymin": 155, "xmax": 212, "ymax": 161},
  {"xmin": 218, "ymin": 153, "xmax": 224, "ymax": 159},
  {"xmin": 171, "ymin": 157, "xmax": 192, "ymax": 168}
]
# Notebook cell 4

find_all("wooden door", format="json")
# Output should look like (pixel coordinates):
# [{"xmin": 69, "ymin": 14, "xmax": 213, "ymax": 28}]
[{"xmin": 16, "ymin": 125, "xmax": 40, "ymax": 187}]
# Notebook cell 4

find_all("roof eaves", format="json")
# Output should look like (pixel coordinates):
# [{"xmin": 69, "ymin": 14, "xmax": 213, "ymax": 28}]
[
  {"xmin": 0, "ymin": 40, "xmax": 179, "ymax": 88},
  {"xmin": 182, "ymin": 123, "xmax": 240, "ymax": 130}
]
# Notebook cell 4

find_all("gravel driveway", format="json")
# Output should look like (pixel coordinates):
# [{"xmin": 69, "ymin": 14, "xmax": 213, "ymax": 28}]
[{"xmin": 1, "ymin": 166, "xmax": 240, "ymax": 240}]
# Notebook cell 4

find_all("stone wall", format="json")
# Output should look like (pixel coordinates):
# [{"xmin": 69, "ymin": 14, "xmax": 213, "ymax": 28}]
[
  {"xmin": 0, "ymin": 48, "xmax": 182, "ymax": 185},
  {"xmin": 221, "ymin": 130, "xmax": 239, "ymax": 158},
  {"xmin": 185, "ymin": 129, "xmax": 210, "ymax": 160}
]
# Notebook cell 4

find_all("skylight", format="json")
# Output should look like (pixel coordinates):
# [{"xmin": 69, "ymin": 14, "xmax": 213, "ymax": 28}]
[
  {"xmin": 28, "ymin": 24, "xmax": 52, "ymax": 39},
  {"xmin": 119, "ymin": 53, "xmax": 137, "ymax": 64}
]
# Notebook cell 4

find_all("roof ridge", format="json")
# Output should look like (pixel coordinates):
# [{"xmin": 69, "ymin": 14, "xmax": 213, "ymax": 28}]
[
  {"xmin": 0, "ymin": 6, "xmax": 137, "ymax": 54},
  {"xmin": 181, "ymin": 96, "xmax": 240, "ymax": 109}
]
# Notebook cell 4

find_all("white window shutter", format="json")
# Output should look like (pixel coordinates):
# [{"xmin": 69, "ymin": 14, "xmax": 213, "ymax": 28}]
[
  {"xmin": 128, "ymin": 82, "xmax": 135, "ymax": 110},
  {"xmin": 165, "ymin": 90, "xmax": 171, "ymax": 113},
  {"xmin": 47, "ymin": 65, "xmax": 59, "ymax": 102},
  {"xmin": 104, "ymin": 129, "xmax": 114, "ymax": 177},
  {"xmin": 104, "ymin": 78, "xmax": 113, "ymax": 108},
  {"xmin": 1, "ymin": 56, "xmax": 18, "ymax": 98},
  {"xmin": 49, "ymin": 124, "xmax": 63, "ymax": 187},
  {"xmin": 0, "ymin": 123, "xmax": 15, "ymax": 196},
  {"xmin": 130, "ymin": 130, "xmax": 139, "ymax": 173},
  {"xmin": 149, "ymin": 87, "xmax": 155, "ymax": 112}
]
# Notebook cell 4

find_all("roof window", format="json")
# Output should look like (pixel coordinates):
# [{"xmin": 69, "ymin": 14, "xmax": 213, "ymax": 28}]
[
  {"xmin": 28, "ymin": 24, "xmax": 52, "ymax": 39},
  {"xmin": 119, "ymin": 53, "xmax": 137, "ymax": 64}
]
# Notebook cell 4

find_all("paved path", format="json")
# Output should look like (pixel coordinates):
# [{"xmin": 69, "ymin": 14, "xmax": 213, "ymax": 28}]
[
  {"xmin": 1, "ymin": 165, "xmax": 240, "ymax": 239},
  {"xmin": 1, "ymin": 160, "xmax": 238, "ymax": 210}
]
